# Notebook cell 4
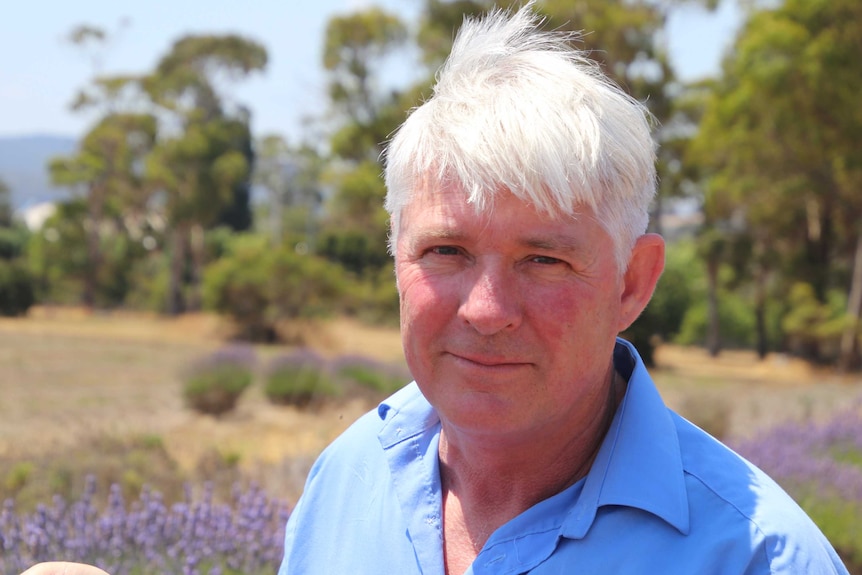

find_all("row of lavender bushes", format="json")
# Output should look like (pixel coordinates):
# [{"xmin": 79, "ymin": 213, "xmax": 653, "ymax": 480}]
[
  {"xmin": 0, "ymin": 478, "xmax": 288, "ymax": 575},
  {"xmin": 183, "ymin": 346, "xmax": 411, "ymax": 416},
  {"xmin": 731, "ymin": 401, "xmax": 862, "ymax": 572}
]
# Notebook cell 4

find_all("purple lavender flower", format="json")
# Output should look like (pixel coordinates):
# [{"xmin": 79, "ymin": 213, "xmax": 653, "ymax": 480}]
[{"xmin": 0, "ymin": 478, "xmax": 289, "ymax": 575}]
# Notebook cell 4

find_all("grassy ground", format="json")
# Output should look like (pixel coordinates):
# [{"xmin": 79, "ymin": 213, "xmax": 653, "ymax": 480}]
[{"xmin": 1, "ymin": 306, "xmax": 860, "ymax": 509}]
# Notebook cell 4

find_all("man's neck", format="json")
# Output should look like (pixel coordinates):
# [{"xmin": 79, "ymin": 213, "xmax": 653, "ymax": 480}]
[{"xmin": 438, "ymin": 369, "xmax": 626, "ymax": 572}]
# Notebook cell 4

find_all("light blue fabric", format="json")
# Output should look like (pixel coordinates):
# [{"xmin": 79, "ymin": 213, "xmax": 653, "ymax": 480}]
[{"xmin": 279, "ymin": 339, "xmax": 849, "ymax": 575}]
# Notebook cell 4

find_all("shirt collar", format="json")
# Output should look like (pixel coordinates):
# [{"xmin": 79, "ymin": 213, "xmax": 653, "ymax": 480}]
[
  {"xmin": 377, "ymin": 381, "xmax": 439, "ymax": 448},
  {"xmin": 562, "ymin": 339, "xmax": 690, "ymax": 538}
]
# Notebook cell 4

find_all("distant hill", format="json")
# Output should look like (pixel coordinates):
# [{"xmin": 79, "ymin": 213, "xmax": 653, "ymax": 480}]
[{"xmin": 0, "ymin": 135, "xmax": 77, "ymax": 211}]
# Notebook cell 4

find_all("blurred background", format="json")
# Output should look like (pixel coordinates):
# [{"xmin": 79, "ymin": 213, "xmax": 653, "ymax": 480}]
[{"xmin": 1, "ymin": 0, "xmax": 861, "ymax": 573}]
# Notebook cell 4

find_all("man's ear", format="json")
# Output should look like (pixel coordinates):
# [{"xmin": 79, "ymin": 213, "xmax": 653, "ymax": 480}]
[{"xmin": 617, "ymin": 233, "xmax": 665, "ymax": 332}]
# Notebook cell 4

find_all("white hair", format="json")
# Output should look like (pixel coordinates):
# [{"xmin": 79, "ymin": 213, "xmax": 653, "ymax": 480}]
[{"xmin": 383, "ymin": 2, "xmax": 657, "ymax": 272}]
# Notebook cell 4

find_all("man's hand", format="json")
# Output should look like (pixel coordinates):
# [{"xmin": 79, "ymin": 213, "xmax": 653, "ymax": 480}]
[{"xmin": 20, "ymin": 562, "xmax": 110, "ymax": 575}]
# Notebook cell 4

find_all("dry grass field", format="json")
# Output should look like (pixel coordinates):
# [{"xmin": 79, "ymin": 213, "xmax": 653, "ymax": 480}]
[{"xmin": 1, "ymin": 306, "xmax": 860, "ymax": 507}]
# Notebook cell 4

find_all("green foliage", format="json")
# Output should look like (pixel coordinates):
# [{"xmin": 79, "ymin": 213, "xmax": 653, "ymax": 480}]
[
  {"xmin": 782, "ymin": 282, "xmax": 851, "ymax": 361},
  {"xmin": 264, "ymin": 350, "xmax": 340, "ymax": 408},
  {"xmin": 182, "ymin": 347, "xmax": 256, "ymax": 416},
  {"xmin": 124, "ymin": 253, "xmax": 171, "ymax": 312},
  {"xmin": 625, "ymin": 241, "xmax": 700, "ymax": 364},
  {"xmin": 202, "ymin": 234, "xmax": 348, "ymax": 342},
  {"xmin": 4, "ymin": 462, "xmax": 35, "ymax": 493},
  {"xmin": 0, "ymin": 189, "xmax": 36, "ymax": 315},
  {"xmin": 318, "ymin": 228, "xmax": 390, "ymax": 278},
  {"xmin": 0, "ymin": 259, "xmax": 35, "ymax": 316},
  {"xmin": 352, "ymin": 267, "xmax": 400, "ymax": 326},
  {"xmin": 0, "ymin": 434, "xmax": 186, "ymax": 514},
  {"xmin": 802, "ymin": 498, "xmax": 862, "ymax": 572},
  {"xmin": 215, "ymin": 124, "xmax": 255, "ymax": 233},
  {"xmin": 417, "ymin": 0, "xmax": 490, "ymax": 68},
  {"xmin": 675, "ymin": 291, "xmax": 759, "ymax": 349},
  {"xmin": 0, "ymin": 178, "xmax": 14, "ymax": 228},
  {"xmin": 323, "ymin": 6, "xmax": 408, "ymax": 129},
  {"xmin": 334, "ymin": 356, "xmax": 409, "ymax": 396}
]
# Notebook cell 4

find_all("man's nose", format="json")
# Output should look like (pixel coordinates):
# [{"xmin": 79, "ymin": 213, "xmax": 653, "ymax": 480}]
[{"xmin": 458, "ymin": 263, "xmax": 522, "ymax": 335}]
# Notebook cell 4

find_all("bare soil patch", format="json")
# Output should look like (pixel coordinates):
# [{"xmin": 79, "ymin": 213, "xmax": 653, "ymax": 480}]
[{"xmin": 1, "ymin": 307, "xmax": 860, "ymax": 505}]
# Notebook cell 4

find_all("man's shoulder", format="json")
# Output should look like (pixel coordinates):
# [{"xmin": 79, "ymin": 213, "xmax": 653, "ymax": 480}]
[
  {"xmin": 306, "ymin": 382, "xmax": 430, "ymax": 476},
  {"xmin": 671, "ymin": 412, "xmax": 847, "ymax": 572},
  {"xmin": 672, "ymin": 411, "xmax": 797, "ymax": 518}
]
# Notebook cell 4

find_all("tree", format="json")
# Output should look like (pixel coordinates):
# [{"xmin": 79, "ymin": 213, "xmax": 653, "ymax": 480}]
[
  {"xmin": 691, "ymin": 0, "xmax": 862, "ymax": 366},
  {"xmin": 318, "ymin": 7, "xmax": 411, "ymax": 283},
  {"xmin": 144, "ymin": 34, "xmax": 267, "ymax": 314},
  {"xmin": 49, "ymin": 113, "xmax": 157, "ymax": 307},
  {"xmin": 253, "ymin": 135, "xmax": 325, "ymax": 248}
]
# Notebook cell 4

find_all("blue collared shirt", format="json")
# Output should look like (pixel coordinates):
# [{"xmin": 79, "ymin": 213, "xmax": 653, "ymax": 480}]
[{"xmin": 279, "ymin": 340, "xmax": 849, "ymax": 574}]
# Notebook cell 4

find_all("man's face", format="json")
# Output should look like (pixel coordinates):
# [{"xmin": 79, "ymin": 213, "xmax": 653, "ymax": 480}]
[{"xmin": 394, "ymin": 182, "xmax": 637, "ymax": 441}]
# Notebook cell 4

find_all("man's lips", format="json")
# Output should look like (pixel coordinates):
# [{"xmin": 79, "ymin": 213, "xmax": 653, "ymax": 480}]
[{"xmin": 446, "ymin": 351, "xmax": 532, "ymax": 368}]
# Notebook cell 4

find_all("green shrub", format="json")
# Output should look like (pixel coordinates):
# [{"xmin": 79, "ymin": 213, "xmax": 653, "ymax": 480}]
[
  {"xmin": 183, "ymin": 346, "xmax": 256, "ymax": 416},
  {"xmin": 264, "ymin": 349, "xmax": 339, "ymax": 408},
  {"xmin": 203, "ymin": 234, "xmax": 348, "ymax": 342}
]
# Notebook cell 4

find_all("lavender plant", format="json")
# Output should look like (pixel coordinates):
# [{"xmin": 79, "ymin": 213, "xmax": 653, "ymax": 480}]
[
  {"xmin": 0, "ymin": 477, "xmax": 289, "ymax": 575},
  {"xmin": 183, "ymin": 346, "xmax": 257, "ymax": 416},
  {"xmin": 732, "ymin": 401, "xmax": 862, "ymax": 568},
  {"xmin": 263, "ymin": 349, "xmax": 338, "ymax": 408}
]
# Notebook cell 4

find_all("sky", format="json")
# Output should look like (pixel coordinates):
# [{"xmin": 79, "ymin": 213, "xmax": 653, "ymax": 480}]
[{"xmin": 0, "ymin": 0, "xmax": 741, "ymax": 141}]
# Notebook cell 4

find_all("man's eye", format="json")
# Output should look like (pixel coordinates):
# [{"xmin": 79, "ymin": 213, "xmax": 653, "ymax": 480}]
[
  {"xmin": 430, "ymin": 246, "xmax": 461, "ymax": 256},
  {"xmin": 531, "ymin": 255, "xmax": 562, "ymax": 265}
]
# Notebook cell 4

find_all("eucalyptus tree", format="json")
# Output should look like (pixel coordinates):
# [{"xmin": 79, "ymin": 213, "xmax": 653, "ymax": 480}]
[{"xmin": 143, "ymin": 34, "xmax": 267, "ymax": 313}]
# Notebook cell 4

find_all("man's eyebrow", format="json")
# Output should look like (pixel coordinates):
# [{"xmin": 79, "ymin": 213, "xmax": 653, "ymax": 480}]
[
  {"xmin": 520, "ymin": 234, "xmax": 587, "ymax": 254},
  {"xmin": 410, "ymin": 228, "xmax": 469, "ymax": 243}
]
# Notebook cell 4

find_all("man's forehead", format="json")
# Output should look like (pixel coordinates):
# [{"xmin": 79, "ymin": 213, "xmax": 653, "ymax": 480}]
[
  {"xmin": 399, "ymin": 189, "xmax": 596, "ymax": 248},
  {"xmin": 401, "ymin": 181, "xmax": 588, "ymax": 225}
]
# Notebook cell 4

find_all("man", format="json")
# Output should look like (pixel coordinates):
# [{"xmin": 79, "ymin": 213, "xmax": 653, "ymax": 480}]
[
  {"xmin": 20, "ymin": 4, "xmax": 847, "ymax": 575},
  {"xmin": 279, "ymin": 4, "xmax": 849, "ymax": 575}
]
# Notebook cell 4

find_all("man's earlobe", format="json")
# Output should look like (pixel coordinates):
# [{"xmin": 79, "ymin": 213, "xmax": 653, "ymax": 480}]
[{"xmin": 618, "ymin": 233, "xmax": 665, "ymax": 332}]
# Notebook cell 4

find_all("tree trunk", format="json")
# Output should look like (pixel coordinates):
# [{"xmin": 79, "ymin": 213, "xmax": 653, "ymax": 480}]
[
  {"xmin": 754, "ymin": 287, "xmax": 768, "ymax": 361},
  {"xmin": 82, "ymin": 217, "xmax": 99, "ymax": 309},
  {"xmin": 706, "ymin": 257, "xmax": 721, "ymax": 357},
  {"xmin": 839, "ymin": 230, "xmax": 862, "ymax": 371},
  {"xmin": 753, "ymin": 242, "xmax": 769, "ymax": 360},
  {"xmin": 82, "ymin": 184, "xmax": 105, "ymax": 309},
  {"xmin": 167, "ymin": 225, "xmax": 187, "ymax": 316},
  {"xmin": 187, "ymin": 223, "xmax": 206, "ymax": 312}
]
